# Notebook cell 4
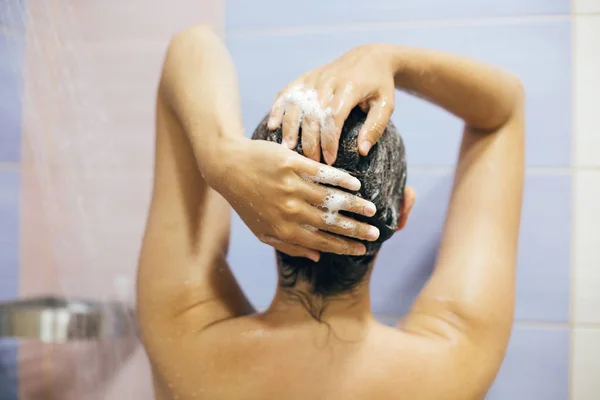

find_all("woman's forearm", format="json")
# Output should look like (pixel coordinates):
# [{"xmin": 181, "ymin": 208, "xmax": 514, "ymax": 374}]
[
  {"xmin": 388, "ymin": 45, "xmax": 523, "ymax": 131},
  {"xmin": 158, "ymin": 26, "xmax": 244, "ymax": 177}
]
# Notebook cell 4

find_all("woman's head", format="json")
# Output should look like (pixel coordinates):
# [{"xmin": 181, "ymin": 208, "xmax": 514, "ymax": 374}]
[{"xmin": 252, "ymin": 107, "xmax": 411, "ymax": 301}]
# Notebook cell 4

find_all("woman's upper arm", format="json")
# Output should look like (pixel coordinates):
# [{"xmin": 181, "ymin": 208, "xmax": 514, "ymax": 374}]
[
  {"xmin": 402, "ymin": 86, "xmax": 525, "ymax": 360},
  {"xmin": 137, "ymin": 93, "xmax": 253, "ymax": 352}
]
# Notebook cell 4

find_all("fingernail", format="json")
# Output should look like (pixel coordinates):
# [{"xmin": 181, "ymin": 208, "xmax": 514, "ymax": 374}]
[
  {"xmin": 349, "ymin": 177, "xmax": 361, "ymax": 191},
  {"xmin": 367, "ymin": 226, "xmax": 380, "ymax": 241},
  {"xmin": 308, "ymin": 252, "xmax": 321, "ymax": 262},
  {"xmin": 267, "ymin": 118, "xmax": 276, "ymax": 129},
  {"xmin": 359, "ymin": 141, "xmax": 373, "ymax": 155},
  {"xmin": 354, "ymin": 245, "xmax": 366, "ymax": 255},
  {"xmin": 323, "ymin": 151, "xmax": 335, "ymax": 165},
  {"xmin": 364, "ymin": 202, "xmax": 377, "ymax": 217}
]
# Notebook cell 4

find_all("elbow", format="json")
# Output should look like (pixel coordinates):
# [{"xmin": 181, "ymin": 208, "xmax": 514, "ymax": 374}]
[
  {"xmin": 163, "ymin": 24, "xmax": 218, "ymax": 70},
  {"xmin": 163, "ymin": 25, "xmax": 215, "ymax": 70},
  {"xmin": 169, "ymin": 24, "xmax": 217, "ymax": 47},
  {"xmin": 470, "ymin": 74, "xmax": 525, "ymax": 133},
  {"xmin": 500, "ymin": 74, "xmax": 526, "ymax": 127},
  {"xmin": 159, "ymin": 24, "xmax": 218, "ymax": 103}
]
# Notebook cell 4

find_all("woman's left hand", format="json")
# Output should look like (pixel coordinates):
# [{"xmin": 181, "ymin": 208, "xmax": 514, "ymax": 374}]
[{"xmin": 267, "ymin": 44, "xmax": 397, "ymax": 165}]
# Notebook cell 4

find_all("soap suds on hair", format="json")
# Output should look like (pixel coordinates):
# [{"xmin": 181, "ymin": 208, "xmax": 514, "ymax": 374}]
[{"xmin": 275, "ymin": 84, "xmax": 334, "ymax": 131}]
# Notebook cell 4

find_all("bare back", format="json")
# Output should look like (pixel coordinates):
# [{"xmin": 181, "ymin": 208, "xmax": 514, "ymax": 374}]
[{"xmin": 151, "ymin": 308, "xmax": 493, "ymax": 400}]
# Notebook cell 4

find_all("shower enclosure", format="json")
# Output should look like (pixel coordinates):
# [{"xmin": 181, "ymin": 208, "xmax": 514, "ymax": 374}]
[{"xmin": 0, "ymin": 0, "xmax": 222, "ymax": 398}]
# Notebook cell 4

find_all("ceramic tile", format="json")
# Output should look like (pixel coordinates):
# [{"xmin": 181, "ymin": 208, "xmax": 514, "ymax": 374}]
[
  {"xmin": 572, "ymin": 171, "xmax": 600, "ymax": 324},
  {"xmin": 574, "ymin": 16, "xmax": 600, "ymax": 167}
]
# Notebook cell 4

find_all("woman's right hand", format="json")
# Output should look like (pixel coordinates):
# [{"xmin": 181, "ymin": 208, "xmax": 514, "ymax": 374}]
[{"xmin": 208, "ymin": 137, "xmax": 381, "ymax": 262}]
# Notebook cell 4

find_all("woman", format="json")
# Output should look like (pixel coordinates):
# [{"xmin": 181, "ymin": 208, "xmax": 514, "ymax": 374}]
[{"xmin": 137, "ymin": 26, "xmax": 524, "ymax": 399}]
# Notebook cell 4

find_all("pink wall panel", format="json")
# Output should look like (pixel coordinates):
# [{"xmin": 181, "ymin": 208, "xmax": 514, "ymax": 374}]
[{"xmin": 19, "ymin": 0, "xmax": 224, "ymax": 398}]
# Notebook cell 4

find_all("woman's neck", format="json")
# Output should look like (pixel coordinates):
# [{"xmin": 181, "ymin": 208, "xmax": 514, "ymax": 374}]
[{"xmin": 263, "ymin": 281, "xmax": 375, "ymax": 327}]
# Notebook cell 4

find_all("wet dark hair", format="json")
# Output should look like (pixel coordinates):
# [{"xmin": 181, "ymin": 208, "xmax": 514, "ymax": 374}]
[{"xmin": 252, "ymin": 107, "xmax": 407, "ymax": 309}]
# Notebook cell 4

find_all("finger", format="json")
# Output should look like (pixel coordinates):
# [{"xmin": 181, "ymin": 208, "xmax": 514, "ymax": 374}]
[
  {"xmin": 268, "ymin": 95, "xmax": 286, "ymax": 130},
  {"xmin": 301, "ymin": 183, "xmax": 377, "ymax": 217},
  {"xmin": 297, "ymin": 160, "xmax": 361, "ymax": 191},
  {"xmin": 316, "ymin": 85, "xmax": 339, "ymax": 166},
  {"xmin": 281, "ymin": 106, "xmax": 303, "ymax": 149},
  {"xmin": 357, "ymin": 96, "xmax": 394, "ymax": 156},
  {"xmin": 261, "ymin": 235, "xmax": 321, "ymax": 262},
  {"xmin": 285, "ymin": 228, "xmax": 366, "ymax": 256},
  {"xmin": 324, "ymin": 82, "xmax": 363, "ymax": 165},
  {"xmin": 268, "ymin": 81, "xmax": 304, "ymax": 130},
  {"xmin": 298, "ymin": 202, "xmax": 380, "ymax": 242},
  {"xmin": 316, "ymin": 83, "xmax": 337, "ymax": 160},
  {"xmin": 301, "ymin": 112, "xmax": 321, "ymax": 162}
]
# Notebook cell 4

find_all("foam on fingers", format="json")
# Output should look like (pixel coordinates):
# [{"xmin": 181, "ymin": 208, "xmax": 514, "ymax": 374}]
[{"xmin": 316, "ymin": 166, "xmax": 361, "ymax": 191}]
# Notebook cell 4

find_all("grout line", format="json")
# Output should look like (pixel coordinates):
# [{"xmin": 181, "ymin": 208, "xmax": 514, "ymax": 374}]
[
  {"xmin": 228, "ymin": 14, "xmax": 571, "ymax": 38},
  {"xmin": 408, "ymin": 166, "xmax": 600, "ymax": 174},
  {"xmin": 69, "ymin": 38, "xmax": 170, "ymax": 47},
  {"xmin": 3, "ymin": 162, "xmax": 600, "ymax": 173},
  {"xmin": 513, "ymin": 321, "xmax": 570, "ymax": 329},
  {"xmin": 568, "ymin": 12, "xmax": 578, "ymax": 399},
  {"xmin": 572, "ymin": 12, "xmax": 600, "ymax": 16},
  {"xmin": 518, "ymin": 321, "xmax": 600, "ymax": 329}
]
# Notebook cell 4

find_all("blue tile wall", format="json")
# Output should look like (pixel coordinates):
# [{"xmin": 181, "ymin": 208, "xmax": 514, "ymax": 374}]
[
  {"xmin": 0, "ymin": 0, "xmax": 27, "ymax": 32},
  {"xmin": 0, "ymin": 169, "xmax": 19, "ymax": 302},
  {"xmin": 229, "ymin": 212, "xmax": 278, "ymax": 308},
  {"xmin": 227, "ymin": 0, "xmax": 569, "ymax": 30},
  {"xmin": 516, "ymin": 173, "xmax": 571, "ymax": 322},
  {"xmin": 228, "ymin": 19, "xmax": 571, "ymax": 167},
  {"xmin": 0, "ymin": 30, "xmax": 25, "ymax": 163},
  {"xmin": 488, "ymin": 326, "xmax": 569, "ymax": 399}
]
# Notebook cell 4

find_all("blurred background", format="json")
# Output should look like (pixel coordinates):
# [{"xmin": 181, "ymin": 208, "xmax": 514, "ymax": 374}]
[{"xmin": 0, "ymin": 0, "xmax": 598, "ymax": 399}]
